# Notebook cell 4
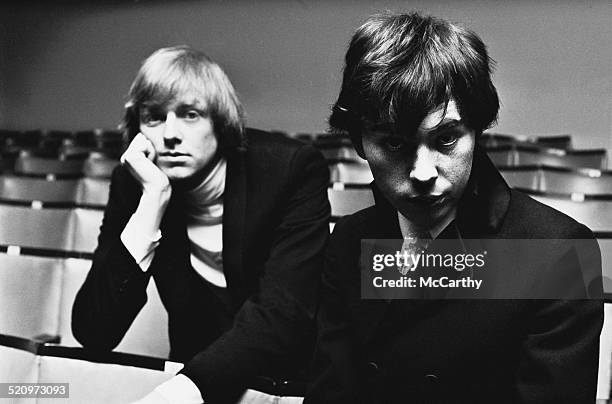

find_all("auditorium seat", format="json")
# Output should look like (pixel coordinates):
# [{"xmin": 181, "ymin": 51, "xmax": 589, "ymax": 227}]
[
  {"xmin": 329, "ymin": 161, "xmax": 373, "ymax": 184},
  {"xmin": 0, "ymin": 149, "xmax": 19, "ymax": 173},
  {"xmin": 481, "ymin": 133, "xmax": 572, "ymax": 149},
  {"xmin": 56, "ymin": 258, "xmax": 91, "ymax": 348},
  {"xmin": 73, "ymin": 130, "xmax": 97, "ymax": 147},
  {"xmin": 60, "ymin": 144, "xmax": 96, "ymax": 160},
  {"xmin": 38, "ymin": 130, "xmax": 73, "ymax": 153},
  {"xmin": 313, "ymin": 133, "xmax": 352, "ymax": 148},
  {"xmin": 14, "ymin": 154, "xmax": 85, "ymax": 178},
  {"xmin": 0, "ymin": 204, "xmax": 105, "ymax": 254},
  {"xmin": 535, "ymin": 135, "xmax": 573, "ymax": 149},
  {"xmin": 71, "ymin": 208, "xmax": 104, "ymax": 253},
  {"xmin": 600, "ymin": 239, "xmax": 612, "ymax": 295},
  {"xmin": 328, "ymin": 185, "xmax": 375, "ymax": 218},
  {"xmin": 498, "ymin": 166, "xmax": 540, "ymax": 191},
  {"xmin": 540, "ymin": 167, "xmax": 612, "ymax": 195},
  {"xmin": 114, "ymin": 280, "xmax": 170, "ymax": 358},
  {"xmin": 0, "ymin": 254, "xmax": 63, "ymax": 339},
  {"xmin": 0, "ymin": 205, "xmax": 73, "ymax": 251},
  {"xmin": 58, "ymin": 258, "xmax": 171, "ymax": 358},
  {"xmin": 295, "ymin": 133, "xmax": 315, "ymax": 143},
  {"xmin": 0, "ymin": 175, "xmax": 80, "ymax": 205},
  {"xmin": 499, "ymin": 166, "xmax": 612, "ymax": 196},
  {"xmin": 83, "ymin": 152, "xmax": 119, "ymax": 178},
  {"xmin": 515, "ymin": 145, "xmax": 607, "ymax": 169},
  {"xmin": 318, "ymin": 146, "xmax": 362, "ymax": 161},
  {"xmin": 13, "ymin": 129, "xmax": 42, "ymax": 150},
  {"xmin": 76, "ymin": 177, "xmax": 111, "ymax": 207},
  {"xmin": 529, "ymin": 193, "xmax": 612, "ymax": 234},
  {"xmin": 484, "ymin": 145, "xmax": 515, "ymax": 166}
]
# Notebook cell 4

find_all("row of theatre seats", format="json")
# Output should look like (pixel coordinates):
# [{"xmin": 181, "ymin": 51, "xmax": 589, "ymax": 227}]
[
  {"xmin": 0, "ymin": 128, "xmax": 123, "ymax": 179},
  {"xmin": 0, "ymin": 128, "xmax": 611, "ymax": 402}
]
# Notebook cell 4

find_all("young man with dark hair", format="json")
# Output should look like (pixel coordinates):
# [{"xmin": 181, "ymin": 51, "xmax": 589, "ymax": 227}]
[
  {"xmin": 306, "ymin": 12, "xmax": 602, "ymax": 403},
  {"xmin": 72, "ymin": 46, "xmax": 330, "ymax": 404}
]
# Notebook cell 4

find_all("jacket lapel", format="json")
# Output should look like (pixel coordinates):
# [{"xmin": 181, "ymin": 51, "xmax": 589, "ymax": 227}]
[
  {"xmin": 222, "ymin": 150, "xmax": 247, "ymax": 308},
  {"xmin": 456, "ymin": 146, "xmax": 511, "ymax": 237},
  {"xmin": 356, "ymin": 184, "xmax": 401, "ymax": 344}
]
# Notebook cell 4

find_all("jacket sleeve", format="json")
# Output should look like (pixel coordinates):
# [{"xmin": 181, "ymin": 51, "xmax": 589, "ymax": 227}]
[
  {"xmin": 515, "ymin": 224, "xmax": 603, "ymax": 403},
  {"xmin": 71, "ymin": 166, "xmax": 152, "ymax": 351},
  {"xmin": 180, "ymin": 144, "xmax": 330, "ymax": 402}
]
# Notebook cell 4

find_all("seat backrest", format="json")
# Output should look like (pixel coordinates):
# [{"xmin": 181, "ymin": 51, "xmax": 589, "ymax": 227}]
[
  {"xmin": 516, "ymin": 147, "xmax": 607, "ymax": 170},
  {"xmin": 0, "ymin": 175, "xmax": 80, "ymax": 204},
  {"xmin": 599, "ymin": 238, "xmax": 612, "ymax": 295},
  {"xmin": 83, "ymin": 156, "xmax": 119, "ymax": 178},
  {"xmin": 529, "ymin": 194, "xmax": 612, "ymax": 233},
  {"xmin": 498, "ymin": 167, "xmax": 540, "ymax": 191},
  {"xmin": 485, "ymin": 146, "xmax": 516, "ymax": 166},
  {"xmin": 319, "ymin": 146, "xmax": 362, "ymax": 162},
  {"xmin": 540, "ymin": 169, "xmax": 612, "ymax": 195},
  {"xmin": 328, "ymin": 186, "xmax": 375, "ymax": 218},
  {"xmin": 70, "ymin": 208, "xmax": 104, "ymax": 253},
  {"xmin": 329, "ymin": 161, "xmax": 373, "ymax": 184},
  {"xmin": 58, "ymin": 258, "xmax": 170, "ymax": 358},
  {"xmin": 0, "ymin": 254, "xmax": 63, "ymax": 339},
  {"xmin": 0, "ymin": 205, "xmax": 73, "ymax": 251},
  {"xmin": 14, "ymin": 155, "xmax": 85, "ymax": 177},
  {"xmin": 76, "ymin": 178, "xmax": 111, "ymax": 207}
]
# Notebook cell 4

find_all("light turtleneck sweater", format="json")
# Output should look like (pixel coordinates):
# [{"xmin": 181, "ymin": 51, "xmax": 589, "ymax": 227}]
[
  {"xmin": 184, "ymin": 158, "xmax": 226, "ymax": 287},
  {"xmin": 120, "ymin": 158, "xmax": 228, "ymax": 288}
]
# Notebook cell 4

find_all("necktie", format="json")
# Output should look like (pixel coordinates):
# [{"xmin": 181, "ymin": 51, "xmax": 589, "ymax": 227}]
[{"xmin": 398, "ymin": 232, "xmax": 431, "ymax": 276}]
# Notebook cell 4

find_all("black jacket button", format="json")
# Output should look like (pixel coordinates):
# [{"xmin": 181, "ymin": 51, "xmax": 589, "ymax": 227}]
[
  {"xmin": 367, "ymin": 361, "xmax": 379, "ymax": 373},
  {"xmin": 423, "ymin": 373, "xmax": 439, "ymax": 385}
]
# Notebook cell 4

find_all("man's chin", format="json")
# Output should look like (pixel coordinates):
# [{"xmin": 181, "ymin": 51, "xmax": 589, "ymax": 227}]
[
  {"xmin": 166, "ymin": 168, "xmax": 210, "ymax": 190},
  {"xmin": 163, "ymin": 168, "xmax": 195, "ymax": 182},
  {"xmin": 398, "ymin": 203, "xmax": 451, "ymax": 228}
]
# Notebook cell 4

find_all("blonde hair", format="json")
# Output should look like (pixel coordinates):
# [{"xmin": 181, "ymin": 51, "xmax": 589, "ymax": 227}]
[{"xmin": 122, "ymin": 45, "xmax": 245, "ymax": 151}]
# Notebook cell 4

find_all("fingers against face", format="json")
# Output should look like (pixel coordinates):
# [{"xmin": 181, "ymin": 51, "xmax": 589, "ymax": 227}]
[{"xmin": 121, "ymin": 133, "xmax": 170, "ymax": 191}]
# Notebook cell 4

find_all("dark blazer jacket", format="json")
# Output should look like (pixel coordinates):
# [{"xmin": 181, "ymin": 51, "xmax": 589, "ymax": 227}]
[
  {"xmin": 305, "ymin": 149, "xmax": 603, "ymax": 404},
  {"xmin": 72, "ymin": 129, "xmax": 330, "ymax": 402}
]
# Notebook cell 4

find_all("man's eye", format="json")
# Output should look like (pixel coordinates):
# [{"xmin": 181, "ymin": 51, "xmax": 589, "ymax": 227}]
[
  {"xmin": 436, "ymin": 132, "xmax": 459, "ymax": 148},
  {"xmin": 384, "ymin": 137, "xmax": 405, "ymax": 151},
  {"xmin": 182, "ymin": 110, "xmax": 201, "ymax": 121},
  {"xmin": 141, "ymin": 113, "xmax": 164, "ymax": 127}
]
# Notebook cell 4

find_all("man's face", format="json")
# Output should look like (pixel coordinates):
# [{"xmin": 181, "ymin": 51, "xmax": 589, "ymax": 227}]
[
  {"xmin": 362, "ymin": 100, "xmax": 475, "ymax": 228},
  {"xmin": 139, "ymin": 93, "xmax": 218, "ymax": 182}
]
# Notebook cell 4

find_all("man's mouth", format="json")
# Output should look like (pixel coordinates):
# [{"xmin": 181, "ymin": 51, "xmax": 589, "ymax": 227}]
[
  {"xmin": 159, "ymin": 151, "xmax": 189, "ymax": 157},
  {"xmin": 406, "ymin": 194, "xmax": 447, "ymax": 206}
]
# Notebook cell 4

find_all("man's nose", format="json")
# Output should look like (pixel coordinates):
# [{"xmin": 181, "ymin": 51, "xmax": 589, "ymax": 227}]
[
  {"xmin": 163, "ymin": 112, "xmax": 182, "ymax": 143},
  {"xmin": 409, "ymin": 145, "xmax": 438, "ymax": 184}
]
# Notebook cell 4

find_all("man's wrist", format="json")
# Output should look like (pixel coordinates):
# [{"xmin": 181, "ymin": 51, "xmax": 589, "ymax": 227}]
[{"xmin": 142, "ymin": 184, "xmax": 172, "ymax": 206}]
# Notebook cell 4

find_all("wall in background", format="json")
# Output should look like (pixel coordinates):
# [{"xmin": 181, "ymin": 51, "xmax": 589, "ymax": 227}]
[{"xmin": 1, "ymin": 0, "xmax": 610, "ymax": 153}]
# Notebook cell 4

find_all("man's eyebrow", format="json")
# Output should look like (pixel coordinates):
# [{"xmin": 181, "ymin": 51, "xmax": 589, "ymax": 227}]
[
  {"xmin": 429, "ymin": 119, "xmax": 463, "ymax": 133},
  {"xmin": 175, "ymin": 102, "xmax": 207, "ymax": 111}
]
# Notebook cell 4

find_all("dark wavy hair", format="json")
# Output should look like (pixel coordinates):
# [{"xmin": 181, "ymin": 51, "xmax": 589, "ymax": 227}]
[
  {"xmin": 122, "ymin": 45, "xmax": 245, "ymax": 152},
  {"xmin": 330, "ymin": 12, "xmax": 499, "ymax": 151}
]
